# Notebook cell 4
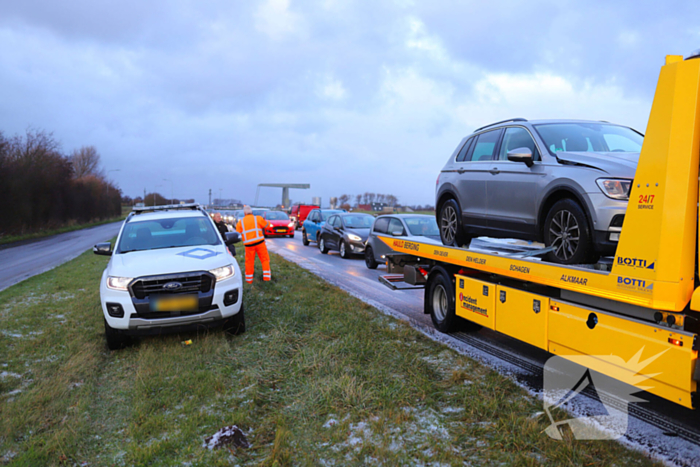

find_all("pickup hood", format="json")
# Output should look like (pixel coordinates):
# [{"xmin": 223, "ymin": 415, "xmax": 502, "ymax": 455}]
[
  {"xmin": 108, "ymin": 245, "xmax": 232, "ymax": 279},
  {"xmin": 556, "ymin": 151, "xmax": 638, "ymax": 178}
]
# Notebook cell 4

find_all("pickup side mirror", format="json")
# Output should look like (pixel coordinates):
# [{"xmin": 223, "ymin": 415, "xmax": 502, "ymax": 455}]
[
  {"xmin": 93, "ymin": 242, "xmax": 112, "ymax": 256},
  {"xmin": 507, "ymin": 147, "xmax": 534, "ymax": 167},
  {"xmin": 225, "ymin": 232, "xmax": 241, "ymax": 245}
]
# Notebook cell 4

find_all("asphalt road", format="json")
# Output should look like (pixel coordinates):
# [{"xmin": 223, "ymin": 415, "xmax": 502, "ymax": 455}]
[
  {"xmin": 0, "ymin": 222, "xmax": 123, "ymax": 292},
  {"xmin": 267, "ymin": 232, "xmax": 700, "ymax": 467}
]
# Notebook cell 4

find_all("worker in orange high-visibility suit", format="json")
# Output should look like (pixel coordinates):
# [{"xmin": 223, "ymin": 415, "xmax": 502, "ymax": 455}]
[{"xmin": 236, "ymin": 205, "xmax": 272, "ymax": 283}]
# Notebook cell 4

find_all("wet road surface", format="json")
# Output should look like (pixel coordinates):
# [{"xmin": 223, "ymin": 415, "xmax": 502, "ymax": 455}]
[{"xmin": 0, "ymin": 222, "xmax": 122, "ymax": 292}]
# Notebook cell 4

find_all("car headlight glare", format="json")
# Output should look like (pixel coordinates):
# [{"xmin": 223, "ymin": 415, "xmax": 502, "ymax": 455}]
[
  {"xmin": 596, "ymin": 179, "xmax": 631, "ymax": 200},
  {"xmin": 348, "ymin": 234, "xmax": 362, "ymax": 241},
  {"xmin": 209, "ymin": 265, "xmax": 235, "ymax": 282},
  {"xmin": 288, "ymin": 222, "xmax": 294, "ymax": 228},
  {"xmin": 107, "ymin": 276, "xmax": 133, "ymax": 291}
]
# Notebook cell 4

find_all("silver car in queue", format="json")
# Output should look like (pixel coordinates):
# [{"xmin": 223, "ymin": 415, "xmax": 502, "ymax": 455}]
[{"xmin": 364, "ymin": 214, "xmax": 440, "ymax": 269}]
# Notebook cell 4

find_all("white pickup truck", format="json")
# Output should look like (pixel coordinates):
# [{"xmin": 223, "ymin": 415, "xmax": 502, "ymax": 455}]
[{"xmin": 93, "ymin": 204, "xmax": 244, "ymax": 350}]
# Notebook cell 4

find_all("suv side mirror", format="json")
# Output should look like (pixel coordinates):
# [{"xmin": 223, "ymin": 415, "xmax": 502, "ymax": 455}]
[
  {"xmin": 225, "ymin": 232, "xmax": 241, "ymax": 245},
  {"xmin": 93, "ymin": 242, "xmax": 112, "ymax": 256},
  {"xmin": 507, "ymin": 147, "xmax": 534, "ymax": 167}
]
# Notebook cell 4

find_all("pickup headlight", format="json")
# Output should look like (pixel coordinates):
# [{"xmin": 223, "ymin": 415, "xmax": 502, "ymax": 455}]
[
  {"xmin": 107, "ymin": 276, "xmax": 133, "ymax": 291},
  {"xmin": 596, "ymin": 179, "xmax": 631, "ymax": 200},
  {"xmin": 209, "ymin": 265, "xmax": 235, "ymax": 282},
  {"xmin": 348, "ymin": 234, "xmax": 362, "ymax": 242}
]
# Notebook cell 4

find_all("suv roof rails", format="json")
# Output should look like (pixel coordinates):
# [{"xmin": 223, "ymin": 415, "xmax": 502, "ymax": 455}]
[
  {"xmin": 474, "ymin": 118, "xmax": 528, "ymax": 133},
  {"xmin": 128, "ymin": 203, "xmax": 205, "ymax": 219}
]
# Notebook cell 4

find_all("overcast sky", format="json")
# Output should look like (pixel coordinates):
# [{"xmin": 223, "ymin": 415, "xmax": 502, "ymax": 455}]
[{"xmin": 1, "ymin": 0, "xmax": 699, "ymax": 207}]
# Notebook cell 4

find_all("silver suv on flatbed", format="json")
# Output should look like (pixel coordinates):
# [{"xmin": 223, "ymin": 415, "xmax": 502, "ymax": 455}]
[{"xmin": 436, "ymin": 118, "xmax": 642, "ymax": 264}]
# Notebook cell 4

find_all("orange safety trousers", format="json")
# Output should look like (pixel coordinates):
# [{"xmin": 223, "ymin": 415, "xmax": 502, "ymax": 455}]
[{"xmin": 244, "ymin": 242, "xmax": 271, "ymax": 283}]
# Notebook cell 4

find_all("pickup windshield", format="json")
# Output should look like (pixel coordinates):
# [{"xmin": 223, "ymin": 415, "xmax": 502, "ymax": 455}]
[
  {"xmin": 534, "ymin": 123, "xmax": 643, "ymax": 155},
  {"xmin": 117, "ymin": 217, "xmax": 220, "ymax": 253}
]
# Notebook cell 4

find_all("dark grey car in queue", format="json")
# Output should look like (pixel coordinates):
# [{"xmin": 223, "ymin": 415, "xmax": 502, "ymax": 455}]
[
  {"xmin": 364, "ymin": 214, "xmax": 440, "ymax": 269},
  {"xmin": 318, "ymin": 213, "xmax": 375, "ymax": 259}
]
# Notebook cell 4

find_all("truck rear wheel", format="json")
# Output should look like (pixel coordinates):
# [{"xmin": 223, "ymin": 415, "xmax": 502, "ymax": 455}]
[{"xmin": 427, "ymin": 268, "xmax": 459, "ymax": 333}]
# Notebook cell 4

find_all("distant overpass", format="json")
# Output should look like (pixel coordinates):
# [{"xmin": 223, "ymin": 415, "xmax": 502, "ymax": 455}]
[{"xmin": 254, "ymin": 183, "xmax": 310, "ymax": 207}]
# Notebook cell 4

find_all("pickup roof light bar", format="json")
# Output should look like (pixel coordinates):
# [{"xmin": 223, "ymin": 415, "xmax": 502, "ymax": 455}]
[{"xmin": 128, "ymin": 203, "xmax": 205, "ymax": 219}]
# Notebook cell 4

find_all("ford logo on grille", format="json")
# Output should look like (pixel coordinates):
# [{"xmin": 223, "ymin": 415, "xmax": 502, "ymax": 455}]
[{"xmin": 163, "ymin": 281, "xmax": 183, "ymax": 290}]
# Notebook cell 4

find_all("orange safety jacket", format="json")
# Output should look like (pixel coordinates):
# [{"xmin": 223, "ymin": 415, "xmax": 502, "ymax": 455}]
[{"xmin": 236, "ymin": 214, "xmax": 269, "ymax": 246}]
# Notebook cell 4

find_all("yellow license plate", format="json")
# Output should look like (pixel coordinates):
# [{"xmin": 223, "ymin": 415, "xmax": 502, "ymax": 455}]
[{"xmin": 150, "ymin": 295, "xmax": 198, "ymax": 312}]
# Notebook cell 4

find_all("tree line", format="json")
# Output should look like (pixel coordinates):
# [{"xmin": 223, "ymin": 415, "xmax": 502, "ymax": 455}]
[
  {"xmin": 331, "ymin": 193, "xmax": 400, "ymax": 210},
  {"xmin": 0, "ymin": 129, "xmax": 121, "ymax": 235}
]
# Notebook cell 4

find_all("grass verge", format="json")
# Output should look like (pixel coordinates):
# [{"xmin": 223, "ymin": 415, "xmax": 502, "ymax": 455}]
[
  {"xmin": 0, "ymin": 246, "xmax": 661, "ymax": 465},
  {"xmin": 0, "ymin": 206, "xmax": 131, "ymax": 247}
]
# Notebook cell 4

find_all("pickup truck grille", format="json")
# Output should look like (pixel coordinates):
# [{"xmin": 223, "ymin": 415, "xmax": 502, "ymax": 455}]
[{"xmin": 130, "ymin": 273, "xmax": 213, "ymax": 300}]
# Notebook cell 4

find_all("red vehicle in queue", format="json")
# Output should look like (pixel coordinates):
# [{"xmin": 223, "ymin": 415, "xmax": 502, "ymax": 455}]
[
  {"xmin": 262, "ymin": 211, "xmax": 295, "ymax": 238},
  {"xmin": 290, "ymin": 204, "xmax": 319, "ymax": 230}
]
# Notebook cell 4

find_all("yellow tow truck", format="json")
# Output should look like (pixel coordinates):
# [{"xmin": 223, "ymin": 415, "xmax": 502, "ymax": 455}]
[{"xmin": 379, "ymin": 53, "xmax": 700, "ymax": 409}]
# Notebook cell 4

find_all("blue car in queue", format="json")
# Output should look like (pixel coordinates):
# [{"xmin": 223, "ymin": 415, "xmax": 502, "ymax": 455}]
[
  {"xmin": 301, "ymin": 209, "xmax": 345, "ymax": 246},
  {"xmin": 318, "ymin": 213, "xmax": 375, "ymax": 259}
]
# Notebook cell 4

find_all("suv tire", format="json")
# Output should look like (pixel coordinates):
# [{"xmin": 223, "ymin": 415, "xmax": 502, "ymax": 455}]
[
  {"xmin": 302, "ymin": 229, "xmax": 310, "ymax": 246},
  {"xmin": 439, "ymin": 199, "xmax": 470, "ymax": 247},
  {"xmin": 543, "ymin": 199, "xmax": 594, "ymax": 264},
  {"xmin": 223, "ymin": 305, "xmax": 246, "ymax": 335}
]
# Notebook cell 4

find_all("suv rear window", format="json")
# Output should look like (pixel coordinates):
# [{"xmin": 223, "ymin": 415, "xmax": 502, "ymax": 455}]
[{"xmin": 470, "ymin": 129, "xmax": 502, "ymax": 161}]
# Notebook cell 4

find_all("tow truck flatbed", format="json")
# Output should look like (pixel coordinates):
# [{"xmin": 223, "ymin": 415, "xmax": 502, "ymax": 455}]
[{"xmin": 378, "ymin": 53, "xmax": 700, "ymax": 409}]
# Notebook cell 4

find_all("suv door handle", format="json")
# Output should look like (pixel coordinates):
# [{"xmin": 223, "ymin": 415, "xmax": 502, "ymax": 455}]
[{"xmin": 490, "ymin": 167, "xmax": 500, "ymax": 175}]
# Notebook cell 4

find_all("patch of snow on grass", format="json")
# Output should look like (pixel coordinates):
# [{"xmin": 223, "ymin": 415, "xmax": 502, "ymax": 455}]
[
  {"xmin": 323, "ymin": 417, "xmax": 339, "ymax": 428},
  {"xmin": 1, "ymin": 331, "xmax": 23, "ymax": 338},
  {"xmin": 0, "ymin": 371, "xmax": 21, "ymax": 379}
]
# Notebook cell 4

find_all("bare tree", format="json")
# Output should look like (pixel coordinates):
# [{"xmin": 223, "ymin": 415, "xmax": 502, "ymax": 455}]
[
  {"xmin": 355, "ymin": 194, "xmax": 361, "ymax": 206},
  {"xmin": 368, "ymin": 193, "xmax": 376, "ymax": 204},
  {"xmin": 338, "ymin": 194, "xmax": 350, "ymax": 206},
  {"xmin": 362, "ymin": 192, "xmax": 370, "ymax": 204},
  {"xmin": 70, "ymin": 146, "xmax": 103, "ymax": 179},
  {"xmin": 386, "ymin": 194, "xmax": 398, "ymax": 207}
]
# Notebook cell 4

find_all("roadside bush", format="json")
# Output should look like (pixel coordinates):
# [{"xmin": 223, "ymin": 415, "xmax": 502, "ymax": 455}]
[{"xmin": 0, "ymin": 129, "xmax": 121, "ymax": 235}]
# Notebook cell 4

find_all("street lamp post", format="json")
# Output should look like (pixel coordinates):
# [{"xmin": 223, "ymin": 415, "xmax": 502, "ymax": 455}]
[{"xmin": 163, "ymin": 178, "xmax": 173, "ymax": 205}]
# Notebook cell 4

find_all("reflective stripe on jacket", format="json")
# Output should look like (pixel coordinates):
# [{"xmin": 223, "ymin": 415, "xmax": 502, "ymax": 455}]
[{"xmin": 236, "ymin": 214, "xmax": 268, "ymax": 245}]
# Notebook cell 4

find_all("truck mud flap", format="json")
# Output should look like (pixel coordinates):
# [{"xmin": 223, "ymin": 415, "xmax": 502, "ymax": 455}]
[{"xmin": 379, "ymin": 274, "xmax": 425, "ymax": 290}]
